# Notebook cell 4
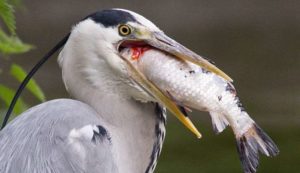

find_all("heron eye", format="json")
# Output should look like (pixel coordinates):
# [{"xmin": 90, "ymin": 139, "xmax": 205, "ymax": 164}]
[{"xmin": 118, "ymin": 25, "xmax": 131, "ymax": 36}]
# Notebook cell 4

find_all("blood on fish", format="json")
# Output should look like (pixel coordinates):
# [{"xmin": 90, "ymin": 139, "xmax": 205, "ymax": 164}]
[{"xmin": 131, "ymin": 47, "xmax": 151, "ymax": 60}]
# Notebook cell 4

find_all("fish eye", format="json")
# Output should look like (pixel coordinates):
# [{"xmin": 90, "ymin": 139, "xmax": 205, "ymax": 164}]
[{"xmin": 118, "ymin": 24, "xmax": 131, "ymax": 36}]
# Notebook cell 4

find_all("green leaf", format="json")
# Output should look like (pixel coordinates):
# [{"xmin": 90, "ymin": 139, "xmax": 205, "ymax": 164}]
[
  {"xmin": 10, "ymin": 64, "xmax": 46, "ymax": 102},
  {"xmin": 0, "ymin": 29, "xmax": 33, "ymax": 54},
  {"xmin": 0, "ymin": 0, "xmax": 15, "ymax": 34},
  {"xmin": 0, "ymin": 84, "xmax": 27, "ymax": 115}
]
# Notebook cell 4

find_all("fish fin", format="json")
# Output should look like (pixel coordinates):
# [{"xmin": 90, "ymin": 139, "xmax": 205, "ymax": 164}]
[
  {"xmin": 210, "ymin": 112, "xmax": 229, "ymax": 134},
  {"xmin": 183, "ymin": 106, "xmax": 193, "ymax": 113},
  {"xmin": 236, "ymin": 123, "xmax": 279, "ymax": 173},
  {"xmin": 178, "ymin": 106, "xmax": 189, "ymax": 117}
]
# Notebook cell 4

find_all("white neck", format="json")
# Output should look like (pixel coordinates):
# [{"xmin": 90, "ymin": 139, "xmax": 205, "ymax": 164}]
[{"xmin": 58, "ymin": 27, "xmax": 166, "ymax": 173}]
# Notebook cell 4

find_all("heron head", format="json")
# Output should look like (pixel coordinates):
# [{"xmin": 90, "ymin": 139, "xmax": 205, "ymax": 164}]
[{"xmin": 58, "ymin": 9, "xmax": 232, "ymax": 138}]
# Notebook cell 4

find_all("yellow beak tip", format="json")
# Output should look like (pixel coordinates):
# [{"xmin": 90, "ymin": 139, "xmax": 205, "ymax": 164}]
[
  {"xmin": 193, "ymin": 129, "xmax": 202, "ymax": 139},
  {"xmin": 196, "ymin": 133, "xmax": 202, "ymax": 139}
]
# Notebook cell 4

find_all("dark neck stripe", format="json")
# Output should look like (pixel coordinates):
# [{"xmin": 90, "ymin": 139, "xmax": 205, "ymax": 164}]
[{"xmin": 145, "ymin": 104, "xmax": 166, "ymax": 173}]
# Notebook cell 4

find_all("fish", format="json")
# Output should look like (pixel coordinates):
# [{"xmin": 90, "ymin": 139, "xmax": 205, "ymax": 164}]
[{"xmin": 120, "ymin": 47, "xmax": 279, "ymax": 173}]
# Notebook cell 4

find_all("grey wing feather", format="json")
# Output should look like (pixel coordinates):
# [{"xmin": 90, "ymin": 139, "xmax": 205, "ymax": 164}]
[{"xmin": 0, "ymin": 99, "xmax": 117, "ymax": 173}]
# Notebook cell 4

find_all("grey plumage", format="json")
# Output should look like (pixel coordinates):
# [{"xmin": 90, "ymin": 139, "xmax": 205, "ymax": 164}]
[
  {"xmin": 0, "ymin": 99, "xmax": 117, "ymax": 173},
  {"xmin": 0, "ymin": 98, "xmax": 166, "ymax": 173}
]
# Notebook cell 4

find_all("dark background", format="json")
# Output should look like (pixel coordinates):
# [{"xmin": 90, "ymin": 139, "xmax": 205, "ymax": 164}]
[{"xmin": 1, "ymin": 0, "xmax": 299, "ymax": 172}]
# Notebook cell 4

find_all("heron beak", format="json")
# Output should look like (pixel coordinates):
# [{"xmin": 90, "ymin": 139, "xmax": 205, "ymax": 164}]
[{"xmin": 145, "ymin": 31, "xmax": 233, "ymax": 82}]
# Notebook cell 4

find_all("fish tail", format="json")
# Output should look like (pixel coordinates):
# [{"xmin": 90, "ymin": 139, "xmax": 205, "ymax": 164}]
[{"xmin": 236, "ymin": 123, "xmax": 279, "ymax": 173}]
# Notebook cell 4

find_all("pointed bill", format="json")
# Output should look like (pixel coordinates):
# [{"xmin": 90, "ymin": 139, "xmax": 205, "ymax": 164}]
[
  {"xmin": 145, "ymin": 32, "xmax": 233, "ymax": 82},
  {"xmin": 120, "ymin": 55, "xmax": 202, "ymax": 139}
]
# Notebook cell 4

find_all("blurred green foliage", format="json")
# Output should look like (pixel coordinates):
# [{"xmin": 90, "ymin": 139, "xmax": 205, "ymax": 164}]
[
  {"xmin": 0, "ymin": 29, "xmax": 32, "ymax": 54},
  {"xmin": 0, "ymin": 0, "xmax": 16, "ymax": 34},
  {"xmin": 0, "ymin": 0, "xmax": 45, "ymax": 119}
]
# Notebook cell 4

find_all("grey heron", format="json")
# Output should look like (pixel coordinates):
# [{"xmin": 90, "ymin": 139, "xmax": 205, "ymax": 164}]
[{"xmin": 0, "ymin": 9, "xmax": 278, "ymax": 173}]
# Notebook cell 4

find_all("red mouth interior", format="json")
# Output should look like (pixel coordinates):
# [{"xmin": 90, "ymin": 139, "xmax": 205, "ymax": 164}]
[
  {"xmin": 119, "ymin": 40, "xmax": 152, "ymax": 60},
  {"xmin": 131, "ymin": 47, "xmax": 151, "ymax": 60}
]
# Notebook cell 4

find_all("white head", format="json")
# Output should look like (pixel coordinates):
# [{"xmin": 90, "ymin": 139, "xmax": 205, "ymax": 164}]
[{"xmin": 58, "ymin": 9, "xmax": 160, "ymax": 101}]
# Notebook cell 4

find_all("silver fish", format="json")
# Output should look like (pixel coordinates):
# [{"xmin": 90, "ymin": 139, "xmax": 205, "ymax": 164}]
[{"xmin": 120, "ymin": 47, "xmax": 279, "ymax": 173}]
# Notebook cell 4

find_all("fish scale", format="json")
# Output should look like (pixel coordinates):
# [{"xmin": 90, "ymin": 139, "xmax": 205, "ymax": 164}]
[{"xmin": 120, "ymin": 47, "xmax": 279, "ymax": 173}]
